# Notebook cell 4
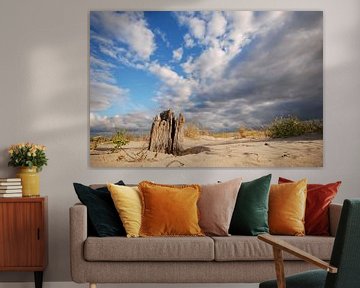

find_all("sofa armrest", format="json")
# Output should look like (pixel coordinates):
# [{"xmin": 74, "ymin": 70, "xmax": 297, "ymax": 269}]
[
  {"xmin": 329, "ymin": 203, "xmax": 342, "ymax": 237},
  {"xmin": 69, "ymin": 203, "xmax": 88, "ymax": 283}
]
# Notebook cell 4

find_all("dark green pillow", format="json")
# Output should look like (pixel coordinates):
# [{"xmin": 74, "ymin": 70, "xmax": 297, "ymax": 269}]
[
  {"xmin": 229, "ymin": 174, "xmax": 272, "ymax": 236},
  {"xmin": 73, "ymin": 181, "xmax": 126, "ymax": 237}
]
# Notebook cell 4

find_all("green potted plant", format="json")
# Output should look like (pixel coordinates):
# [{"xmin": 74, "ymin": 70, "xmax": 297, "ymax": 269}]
[{"xmin": 8, "ymin": 143, "xmax": 48, "ymax": 197}]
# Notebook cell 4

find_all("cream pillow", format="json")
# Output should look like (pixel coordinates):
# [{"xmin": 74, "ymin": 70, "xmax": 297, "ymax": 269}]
[{"xmin": 107, "ymin": 183, "xmax": 142, "ymax": 237}]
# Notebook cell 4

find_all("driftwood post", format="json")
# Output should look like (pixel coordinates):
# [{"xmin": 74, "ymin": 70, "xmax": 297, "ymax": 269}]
[{"xmin": 148, "ymin": 110, "xmax": 185, "ymax": 155}]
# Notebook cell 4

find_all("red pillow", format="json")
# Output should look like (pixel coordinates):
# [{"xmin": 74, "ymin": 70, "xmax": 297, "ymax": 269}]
[{"xmin": 278, "ymin": 177, "xmax": 341, "ymax": 236}]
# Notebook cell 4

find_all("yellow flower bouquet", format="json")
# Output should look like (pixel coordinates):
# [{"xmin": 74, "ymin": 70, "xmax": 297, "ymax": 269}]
[{"xmin": 8, "ymin": 143, "xmax": 48, "ymax": 172}]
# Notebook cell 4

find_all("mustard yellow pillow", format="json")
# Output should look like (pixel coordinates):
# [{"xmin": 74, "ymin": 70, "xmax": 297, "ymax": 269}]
[
  {"xmin": 107, "ymin": 183, "xmax": 142, "ymax": 238},
  {"xmin": 269, "ymin": 179, "xmax": 307, "ymax": 236},
  {"xmin": 138, "ymin": 181, "xmax": 204, "ymax": 237}
]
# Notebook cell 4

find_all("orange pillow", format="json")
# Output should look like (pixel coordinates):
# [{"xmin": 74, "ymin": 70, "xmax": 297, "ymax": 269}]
[
  {"xmin": 269, "ymin": 179, "xmax": 307, "ymax": 236},
  {"xmin": 278, "ymin": 177, "xmax": 341, "ymax": 235},
  {"xmin": 138, "ymin": 181, "xmax": 204, "ymax": 237}
]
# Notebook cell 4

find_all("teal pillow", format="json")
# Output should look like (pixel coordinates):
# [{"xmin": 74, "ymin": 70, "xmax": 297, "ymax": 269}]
[{"xmin": 229, "ymin": 174, "xmax": 272, "ymax": 236}]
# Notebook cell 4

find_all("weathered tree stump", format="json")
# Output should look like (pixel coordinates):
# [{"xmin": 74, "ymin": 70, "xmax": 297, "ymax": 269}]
[{"xmin": 148, "ymin": 110, "xmax": 185, "ymax": 155}]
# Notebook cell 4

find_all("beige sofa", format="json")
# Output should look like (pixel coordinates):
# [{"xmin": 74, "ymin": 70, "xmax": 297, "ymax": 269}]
[{"xmin": 70, "ymin": 202, "xmax": 342, "ymax": 287}]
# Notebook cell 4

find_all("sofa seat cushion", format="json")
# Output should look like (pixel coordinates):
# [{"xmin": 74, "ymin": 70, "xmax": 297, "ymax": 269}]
[
  {"xmin": 84, "ymin": 236, "xmax": 214, "ymax": 261},
  {"xmin": 212, "ymin": 236, "xmax": 334, "ymax": 261}
]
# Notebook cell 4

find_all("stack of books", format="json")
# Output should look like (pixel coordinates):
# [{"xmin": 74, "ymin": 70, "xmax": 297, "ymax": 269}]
[{"xmin": 0, "ymin": 178, "xmax": 22, "ymax": 197}]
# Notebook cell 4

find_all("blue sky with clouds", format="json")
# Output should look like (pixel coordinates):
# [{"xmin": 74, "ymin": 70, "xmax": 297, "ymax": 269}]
[{"xmin": 90, "ymin": 11, "xmax": 323, "ymax": 135}]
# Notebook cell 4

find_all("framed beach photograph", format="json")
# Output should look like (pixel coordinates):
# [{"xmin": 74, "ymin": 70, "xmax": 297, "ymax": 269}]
[{"xmin": 89, "ymin": 11, "xmax": 323, "ymax": 168}]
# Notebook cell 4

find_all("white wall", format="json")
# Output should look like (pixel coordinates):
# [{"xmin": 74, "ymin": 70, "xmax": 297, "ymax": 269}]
[{"xmin": 0, "ymin": 0, "xmax": 359, "ymax": 283}]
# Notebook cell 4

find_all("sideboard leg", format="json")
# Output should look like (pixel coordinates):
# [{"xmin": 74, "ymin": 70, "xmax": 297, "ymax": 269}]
[
  {"xmin": 34, "ymin": 271, "xmax": 43, "ymax": 288},
  {"xmin": 90, "ymin": 283, "xmax": 97, "ymax": 288}
]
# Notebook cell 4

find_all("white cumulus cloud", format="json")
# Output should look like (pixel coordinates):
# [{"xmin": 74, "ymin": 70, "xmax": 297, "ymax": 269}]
[
  {"xmin": 90, "ymin": 81, "xmax": 128, "ymax": 112},
  {"xmin": 90, "ymin": 112, "xmax": 153, "ymax": 134},
  {"xmin": 172, "ymin": 47, "xmax": 183, "ymax": 61},
  {"xmin": 177, "ymin": 13, "xmax": 206, "ymax": 40},
  {"xmin": 148, "ymin": 63, "xmax": 197, "ymax": 111},
  {"xmin": 189, "ymin": 17, "xmax": 206, "ymax": 39},
  {"xmin": 184, "ymin": 33, "xmax": 195, "ymax": 48},
  {"xmin": 207, "ymin": 11, "xmax": 227, "ymax": 38},
  {"xmin": 91, "ymin": 11, "xmax": 156, "ymax": 60},
  {"xmin": 90, "ymin": 56, "xmax": 116, "ymax": 83}
]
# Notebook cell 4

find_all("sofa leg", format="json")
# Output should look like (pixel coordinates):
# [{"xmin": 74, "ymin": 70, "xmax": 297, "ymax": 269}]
[{"xmin": 89, "ymin": 283, "xmax": 96, "ymax": 288}]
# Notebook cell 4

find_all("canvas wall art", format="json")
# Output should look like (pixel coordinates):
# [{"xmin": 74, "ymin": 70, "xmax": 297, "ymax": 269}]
[{"xmin": 89, "ymin": 11, "xmax": 323, "ymax": 168}]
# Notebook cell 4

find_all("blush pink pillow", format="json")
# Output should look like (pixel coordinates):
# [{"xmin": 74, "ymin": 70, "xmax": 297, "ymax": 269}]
[{"xmin": 198, "ymin": 178, "xmax": 242, "ymax": 236}]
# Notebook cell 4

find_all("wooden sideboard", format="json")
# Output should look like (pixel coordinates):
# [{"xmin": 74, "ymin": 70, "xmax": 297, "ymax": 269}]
[{"xmin": 0, "ymin": 197, "xmax": 47, "ymax": 288}]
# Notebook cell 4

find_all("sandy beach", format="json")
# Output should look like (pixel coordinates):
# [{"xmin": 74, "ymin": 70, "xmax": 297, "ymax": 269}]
[{"xmin": 90, "ymin": 134, "xmax": 323, "ymax": 168}]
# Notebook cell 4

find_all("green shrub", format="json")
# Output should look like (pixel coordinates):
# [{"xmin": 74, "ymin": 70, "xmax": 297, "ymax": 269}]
[
  {"xmin": 267, "ymin": 116, "xmax": 306, "ymax": 138},
  {"xmin": 111, "ymin": 130, "xmax": 130, "ymax": 151},
  {"xmin": 302, "ymin": 120, "xmax": 323, "ymax": 134}
]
